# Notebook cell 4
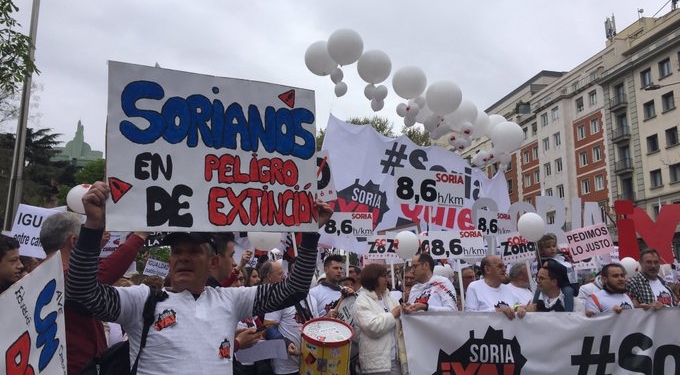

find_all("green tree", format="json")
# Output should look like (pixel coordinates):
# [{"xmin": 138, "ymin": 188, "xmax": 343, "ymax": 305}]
[
  {"xmin": 0, "ymin": 1, "xmax": 39, "ymax": 94},
  {"xmin": 75, "ymin": 158, "xmax": 105, "ymax": 184},
  {"xmin": 316, "ymin": 127, "xmax": 325, "ymax": 151},
  {"xmin": 401, "ymin": 124, "xmax": 432, "ymax": 146}
]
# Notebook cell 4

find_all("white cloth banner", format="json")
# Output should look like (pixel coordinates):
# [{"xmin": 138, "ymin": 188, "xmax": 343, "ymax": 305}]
[
  {"xmin": 0, "ymin": 253, "xmax": 67, "ymax": 374},
  {"xmin": 402, "ymin": 309, "xmax": 680, "ymax": 374},
  {"xmin": 320, "ymin": 115, "xmax": 511, "ymax": 252}
]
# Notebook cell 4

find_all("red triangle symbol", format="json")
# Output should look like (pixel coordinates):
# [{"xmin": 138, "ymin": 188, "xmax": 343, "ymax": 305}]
[
  {"xmin": 108, "ymin": 177, "xmax": 133, "ymax": 204},
  {"xmin": 278, "ymin": 90, "xmax": 295, "ymax": 108}
]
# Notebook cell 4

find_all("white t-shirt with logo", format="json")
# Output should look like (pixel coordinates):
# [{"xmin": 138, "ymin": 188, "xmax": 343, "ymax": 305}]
[
  {"xmin": 407, "ymin": 275, "xmax": 458, "ymax": 311},
  {"xmin": 464, "ymin": 280, "xmax": 517, "ymax": 312},
  {"xmin": 309, "ymin": 283, "xmax": 342, "ymax": 317},
  {"xmin": 265, "ymin": 295, "xmax": 318, "ymax": 374},
  {"xmin": 585, "ymin": 289, "xmax": 633, "ymax": 314},
  {"xmin": 649, "ymin": 278, "xmax": 674, "ymax": 306},
  {"xmin": 506, "ymin": 284, "xmax": 533, "ymax": 306}
]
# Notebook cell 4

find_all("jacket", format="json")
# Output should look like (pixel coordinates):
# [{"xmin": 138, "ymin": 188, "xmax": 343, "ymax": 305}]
[{"xmin": 352, "ymin": 289, "xmax": 408, "ymax": 374}]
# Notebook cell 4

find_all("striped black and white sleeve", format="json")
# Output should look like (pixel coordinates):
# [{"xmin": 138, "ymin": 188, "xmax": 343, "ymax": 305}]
[
  {"xmin": 252, "ymin": 233, "xmax": 319, "ymax": 316},
  {"xmin": 65, "ymin": 226, "xmax": 122, "ymax": 322}
]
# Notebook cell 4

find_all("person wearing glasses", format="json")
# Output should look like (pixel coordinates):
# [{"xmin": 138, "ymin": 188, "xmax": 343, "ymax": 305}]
[
  {"xmin": 519, "ymin": 262, "xmax": 583, "ymax": 315},
  {"xmin": 464, "ymin": 256, "xmax": 520, "ymax": 320},
  {"xmin": 403, "ymin": 253, "xmax": 457, "ymax": 313}
]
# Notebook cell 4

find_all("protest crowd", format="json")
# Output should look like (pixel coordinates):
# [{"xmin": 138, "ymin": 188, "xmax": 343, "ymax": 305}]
[{"xmin": 2, "ymin": 182, "xmax": 679, "ymax": 375}]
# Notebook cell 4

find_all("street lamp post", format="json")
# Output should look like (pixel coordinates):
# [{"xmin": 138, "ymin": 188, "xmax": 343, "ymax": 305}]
[{"xmin": 644, "ymin": 81, "xmax": 680, "ymax": 91}]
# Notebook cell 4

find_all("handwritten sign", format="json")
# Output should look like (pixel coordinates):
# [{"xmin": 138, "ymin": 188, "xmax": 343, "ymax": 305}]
[
  {"xmin": 11, "ymin": 204, "xmax": 70, "ymax": 259},
  {"xmin": 106, "ymin": 61, "xmax": 317, "ymax": 232},
  {"xmin": 99, "ymin": 231, "xmax": 125, "ymax": 257},
  {"xmin": 393, "ymin": 168, "xmax": 465, "ymax": 207},
  {"xmin": 565, "ymin": 223, "xmax": 615, "ymax": 262},
  {"xmin": 418, "ymin": 230, "xmax": 486, "ymax": 259},
  {"xmin": 321, "ymin": 212, "xmax": 373, "ymax": 237},
  {"xmin": 1, "ymin": 253, "xmax": 66, "ymax": 374},
  {"xmin": 142, "ymin": 258, "xmax": 170, "ymax": 278},
  {"xmin": 498, "ymin": 232, "xmax": 537, "ymax": 263}
]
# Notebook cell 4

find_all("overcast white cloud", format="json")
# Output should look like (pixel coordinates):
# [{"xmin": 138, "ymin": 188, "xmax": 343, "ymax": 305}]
[{"xmin": 6, "ymin": 0, "xmax": 668, "ymax": 153}]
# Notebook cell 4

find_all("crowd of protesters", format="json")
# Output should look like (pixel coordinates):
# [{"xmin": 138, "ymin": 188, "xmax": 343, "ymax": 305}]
[{"xmin": 2, "ymin": 183, "xmax": 679, "ymax": 375}]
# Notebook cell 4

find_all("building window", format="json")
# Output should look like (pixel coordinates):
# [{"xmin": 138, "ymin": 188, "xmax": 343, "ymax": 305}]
[
  {"xmin": 593, "ymin": 146, "xmax": 602, "ymax": 162},
  {"xmin": 590, "ymin": 119, "xmax": 600, "ymax": 134},
  {"xmin": 533, "ymin": 146, "xmax": 538, "ymax": 159},
  {"xmin": 659, "ymin": 58, "xmax": 672, "ymax": 78},
  {"xmin": 507, "ymin": 179, "xmax": 513, "ymax": 194},
  {"xmin": 667, "ymin": 126, "xmax": 679, "ymax": 147},
  {"xmin": 670, "ymin": 163, "xmax": 680, "ymax": 183},
  {"xmin": 523, "ymin": 127, "xmax": 528, "ymax": 140},
  {"xmin": 647, "ymin": 134, "xmax": 659, "ymax": 153},
  {"xmin": 595, "ymin": 175, "xmax": 605, "ymax": 191},
  {"xmin": 653, "ymin": 204, "xmax": 661, "ymax": 220},
  {"xmin": 616, "ymin": 113, "xmax": 628, "ymax": 128},
  {"xmin": 557, "ymin": 184, "xmax": 565, "ymax": 198},
  {"xmin": 581, "ymin": 179, "xmax": 591, "ymax": 194},
  {"xmin": 553, "ymin": 132, "xmax": 561, "ymax": 147},
  {"xmin": 662, "ymin": 91, "xmax": 675, "ymax": 112},
  {"xmin": 532, "ymin": 122, "xmax": 538, "ymax": 134},
  {"xmin": 577, "ymin": 124, "xmax": 586, "ymax": 140},
  {"xmin": 523, "ymin": 151, "xmax": 530, "ymax": 164},
  {"xmin": 546, "ymin": 188, "xmax": 553, "ymax": 196},
  {"xmin": 576, "ymin": 97, "xmax": 584, "ymax": 113},
  {"xmin": 551, "ymin": 106, "xmax": 559, "ymax": 121},
  {"xmin": 546, "ymin": 211, "xmax": 555, "ymax": 225},
  {"xmin": 534, "ymin": 170, "xmax": 540, "ymax": 184},
  {"xmin": 588, "ymin": 90, "xmax": 597, "ymax": 106},
  {"xmin": 524, "ymin": 174, "xmax": 531, "ymax": 187},
  {"xmin": 542, "ymin": 137, "xmax": 550, "ymax": 151},
  {"xmin": 640, "ymin": 68, "xmax": 652, "ymax": 88},
  {"xmin": 643, "ymin": 100, "xmax": 656, "ymax": 120},
  {"xmin": 555, "ymin": 158, "xmax": 563, "ymax": 172},
  {"xmin": 650, "ymin": 169, "xmax": 663, "ymax": 188},
  {"xmin": 580, "ymin": 151, "xmax": 588, "ymax": 167},
  {"xmin": 541, "ymin": 113, "xmax": 548, "ymax": 126},
  {"xmin": 544, "ymin": 162, "xmax": 552, "ymax": 176}
]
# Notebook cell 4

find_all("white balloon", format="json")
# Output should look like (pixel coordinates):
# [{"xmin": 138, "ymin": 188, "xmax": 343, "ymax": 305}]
[
  {"xmin": 396, "ymin": 103, "xmax": 408, "ymax": 117},
  {"xmin": 490, "ymin": 121, "xmax": 524, "ymax": 153},
  {"xmin": 460, "ymin": 122, "xmax": 474, "ymax": 136},
  {"xmin": 414, "ymin": 104, "xmax": 432, "ymax": 124},
  {"xmin": 327, "ymin": 29, "xmax": 364, "ymax": 66},
  {"xmin": 395, "ymin": 231, "xmax": 420, "ymax": 259},
  {"xmin": 392, "ymin": 66, "xmax": 427, "ymax": 99},
  {"xmin": 497, "ymin": 152, "xmax": 512, "ymax": 165},
  {"xmin": 620, "ymin": 257, "xmax": 640, "ymax": 276},
  {"xmin": 370, "ymin": 98, "xmax": 384, "ymax": 111},
  {"xmin": 374, "ymin": 84, "xmax": 388, "ymax": 101},
  {"xmin": 66, "ymin": 184, "xmax": 91, "ymax": 214},
  {"xmin": 471, "ymin": 150, "xmax": 489, "ymax": 167},
  {"xmin": 423, "ymin": 114, "xmax": 443, "ymax": 132},
  {"xmin": 433, "ymin": 264, "xmax": 454, "ymax": 278},
  {"xmin": 413, "ymin": 96, "xmax": 426, "ymax": 109},
  {"xmin": 487, "ymin": 114, "xmax": 507, "ymax": 135},
  {"xmin": 404, "ymin": 116, "xmax": 416, "ymax": 127},
  {"xmin": 248, "ymin": 232, "xmax": 281, "ymax": 251},
  {"xmin": 445, "ymin": 99, "xmax": 478, "ymax": 129},
  {"xmin": 330, "ymin": 67, "xmax": 344, "ymax": 84},
  {"xmin": 364, "ymin": 83, "xmax": 376, "ymax": 100},
  {"xmin": 334, "ymin": 81, "xmax": 348, "ymax": 97},
  {"xmin": 304, "ymin": 41, "xmax": 337, "ymax": 76},
  {"xmin": 357, "ymin": 49, "xmax": 392, "ymax": 84},
  {"xmin": 472, "ymin": 111, "xmax": 490, "ymax": 139},
  {"xmin": 517, "ymin": 213, "xmax": 546, "ymax": 241},
  {"xmin": 426, "ymin": 81, "xmax": 462, "ymax": 115}
]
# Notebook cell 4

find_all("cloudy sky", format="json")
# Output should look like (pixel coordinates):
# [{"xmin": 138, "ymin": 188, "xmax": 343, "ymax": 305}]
[{"xmin": 7, "ymin": 0, "xmax": 670, "ymax": 153}]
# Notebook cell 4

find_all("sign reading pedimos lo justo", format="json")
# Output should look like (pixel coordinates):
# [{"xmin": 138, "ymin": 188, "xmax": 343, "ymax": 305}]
[{"xmin": 106, "ymin": 62, "xmax": 317, "ymax": 232}]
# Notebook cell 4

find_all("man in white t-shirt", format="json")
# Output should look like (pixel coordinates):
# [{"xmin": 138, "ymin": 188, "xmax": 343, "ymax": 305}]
[
  {"xmin": 404, "ymin": 252, "xmax": 457, "ymax": 313},
  {"xmin": 626, "ymin": 249, "xmax": 677, "ymax": 308},
  {"xmin": 309, "ymin": 254, "xmax": 353, "ymax": 317},
  {"xmin": 586, "ymin": 263, "xmax": 634, "ymax": 316},
  {"xmin": 506, "ymin": 262, "xmax": 533, "ymax": 307},
  {"xmin": 465, "ymin": 256, "xmax": 519, "ymax": 320}
]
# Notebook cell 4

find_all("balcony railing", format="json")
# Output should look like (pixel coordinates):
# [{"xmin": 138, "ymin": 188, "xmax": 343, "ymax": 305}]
[
  {"xmin": 612, "ymin": 126, "xmax": 631, "ymax": 142},
  {"xmin": 616, "ymin": 192, "xmax": 635, "ymax": 201},
  {"xmin": 614, "ymin": 158, "xmax": 633, "ymax": 173},
  {"xmin": 609, "ymin": 93, "xmax": 627, "ymax": 110}
]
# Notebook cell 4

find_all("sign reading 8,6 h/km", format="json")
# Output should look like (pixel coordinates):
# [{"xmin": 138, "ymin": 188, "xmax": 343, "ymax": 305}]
[
  {"xmin": 418, "ymin": 230, "xmax": 486, "ymax": 259},
  {"xmin": 394, "ymin": 168, "xmax": 466, "ymax": 207},
  {"xmin": 322, "ymin": 212, "xmax": 374, "ymax": 237}
]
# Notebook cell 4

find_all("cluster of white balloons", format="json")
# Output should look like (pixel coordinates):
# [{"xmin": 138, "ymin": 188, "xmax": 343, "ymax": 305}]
[{"xmin": 305, "ymin": 29, "xmax": 525, "ymax": 164}]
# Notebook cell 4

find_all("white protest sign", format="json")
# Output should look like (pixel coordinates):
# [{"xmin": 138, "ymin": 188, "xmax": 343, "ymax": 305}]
[
  {"xmin": 474, "ymin": 209, "xmax": 513, "ymax": 236},
  {"xmin": 320, "ymin": 212, "xmax": 373, "ymax": 237},
  {"xmin": 364, "ymin": 234, "xmax": 401, "ymax": 260},
  {"xmin": 418, "ymin": 230, "xmax": 486, "ymax": 259},
  {"xmin": 566, "ymin": 223, "xmax": 615, "ymax": 262},
  {"xmin": 106, "ymin": 61, "xmax": 317, "ymax": 232},
  {"xmin": 11, "ymin": 204, "xmax": 69, "ymax": 259},
  {"xmin": 498, "ymin": 232, "xmax": 538, "ymax": 263},
  {"xmin": 1, "ymin": 253, "xmax": 66, "ymax": 374},
  {"xmin": 316, "ymin": 150, "xmax": 337, "ymax": 202},
  {"xmin": 393, "ymin": 167, "xmax": 465, "ymax": 207},
  {"xmin": 99, "ymin": 231, "xmax": 125, "ymax": 258},
  {"xmin": 142, "ymin": 258, "xmax": 170, "ymax": 278}
]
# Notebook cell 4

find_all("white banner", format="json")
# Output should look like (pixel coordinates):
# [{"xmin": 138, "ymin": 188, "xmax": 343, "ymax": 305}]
[
  {"xmin": 0, "ymin": 253, "xmax": 67, "ymax": 374},
  {"xmin": 106, "ymin": 61, "xmax": 317, "ymax": 232},
  {"xmin": 320, "ymin": 115, "xmax": 511, "ymax": 252},
  {"xmin": 11, "ymin": 204, "xmax": 69, "ymax": 259},
  {"xmin": 402, "ymin": 309, "xmax": 680, "ymax": 375}
]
